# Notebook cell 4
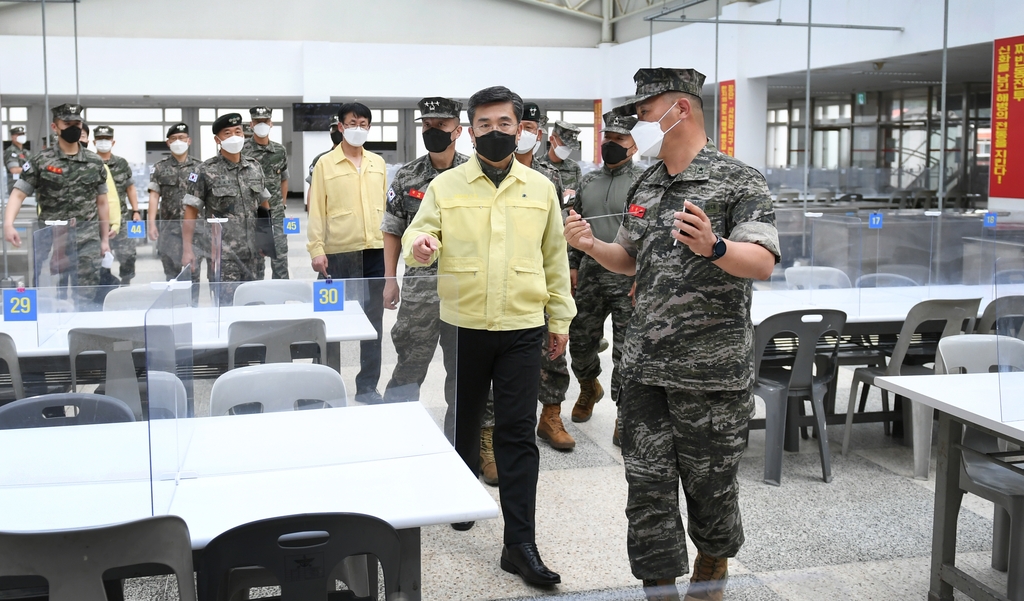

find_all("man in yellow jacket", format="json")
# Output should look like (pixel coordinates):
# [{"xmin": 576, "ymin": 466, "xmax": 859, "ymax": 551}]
[{"xmin": 403, "ymin": 86, "xmax": 575, "ymax": 588}]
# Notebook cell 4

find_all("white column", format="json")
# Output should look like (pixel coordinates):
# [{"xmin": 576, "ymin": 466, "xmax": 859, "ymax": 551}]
[{"xmin": 733, "ymin": 76, "xmax": 768, "ymax": 170}]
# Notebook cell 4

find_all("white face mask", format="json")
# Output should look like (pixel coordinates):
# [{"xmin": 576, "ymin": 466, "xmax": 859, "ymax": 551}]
[
  {"xmin": 253, "ymin": 122, "xmax": 272, "ymax": 138},
  {"xmin": 630, "ymin": 103, "xmax": 682, "ymax": 159},
  {"xmin": 15, "ymin": 135, "xmax": 26, "ymax": 145},
  {"xmin": 169, "ymin": 140, "xmax": 189, "ymax": 156},
  {"xmin": 553, "ymin": 143, "xmax": 572, "ymax": 161},
  {"xmin": 516, "ymin": 130, "xmax": 538, "ymax": 154},
  {"xmin": 219, "ymin": 135, "xmax": 245, "ymax": 154},
  {"xmin": 95, "ymin": 140, "xmax": 113, "ymax": 153},
  {"xmin": 343, "ymin": 126, "xmax": 369, "ymax": 147}
]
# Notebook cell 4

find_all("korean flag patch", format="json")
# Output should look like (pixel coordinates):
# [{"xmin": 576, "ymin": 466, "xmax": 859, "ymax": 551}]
[
  {"xmin": 188, "ymin": 172, "xmax": 198, "ymax": 183},
  {"xmin": 21, "ymin": 161, "xmax": 30, "ymax": 173},
  {"xmin": 387, "ymin": 188, "xmax": 396, "ymax": 202}
]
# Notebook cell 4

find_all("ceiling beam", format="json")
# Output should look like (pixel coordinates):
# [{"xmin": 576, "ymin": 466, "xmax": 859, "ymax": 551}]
[{"xmin": 505, "ymin": 0, "xmax": 604, "ymax": 23}]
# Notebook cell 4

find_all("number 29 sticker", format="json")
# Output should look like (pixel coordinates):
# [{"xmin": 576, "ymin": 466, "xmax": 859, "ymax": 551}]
[
  {"xmin": 313, "ymin": 280, "xmax": 345, "ymax": 312},
  {"xmin": 3, "ymin": 289, "xmax": 37, "ymax": 321}
]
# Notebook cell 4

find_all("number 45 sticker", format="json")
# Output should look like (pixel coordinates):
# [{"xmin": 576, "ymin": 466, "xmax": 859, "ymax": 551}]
[
  {"xmin": 3, "ymin": 289, "xmax": 37, "ymax": 321},
  {"xmin": 313, "ymin": 280, "xmax": 345, "ymax": 312}
]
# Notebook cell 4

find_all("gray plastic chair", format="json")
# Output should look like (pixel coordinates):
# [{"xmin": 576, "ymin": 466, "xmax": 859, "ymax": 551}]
[
  {"xmin": 775, "ymin": 190, "xmax": 800, "ymax": 203},
  {"xmin": 784, "ymin": 266, "xmax": 852, "ymax": 290},
  {"xmin": 854, "ymin": 273, "xmax": 920, "ymax": 288},
  {"xmin": 977, "ymin": 296, "xmax": 1024, "ymax": 339},
  {"xmin": 753, "ymin": 309, "xmax": 847, "ymax": 485},
  {"xmin": 210, "ymin": 363, "xmax": 346, "ymax": 416},
  {"xmin": 996, "ymin": 269, "xmax": 1024, "ymax": 286},
  {"xmin": 232, "ymin": 280, "xmax": 313, "ymax": 306},
  {"xmin": 68, "ymin": 326, "xmax": 147, "ymax": 419},
  {"xmin": 147, "ymin": 371, "xmax": 188, "ymax": 420},
  {"xmin": 841, "ymin": 298, "xmax": 982, "ymax": 456},
  {"xmin": 0, "ymin": 332, "xmax": 25, "ymax": 401},
  {"xmin": 813, "ymin": 190, "xmax": 835, "ymax": 203},
  {"xmin": 0, "ymin": 393, "xmax": 134, "ymax": 429},
  {"xmin": 227, "ymin": 318, "xmax": 327, "ymax": 370},
  {"xmin": 102, "ymin": 285, "xmax": 170, "ymax": 311},
  {"xmin": 878, "ymin": 264, "xmax": 931, "ymax": 286},
  {"xmin": 934, "ymin": 335, "xmax": 1024, "ymax": 595},
  {"xmin": 0, "ymin": 515, "xmax": 196, "ymax": 601}
]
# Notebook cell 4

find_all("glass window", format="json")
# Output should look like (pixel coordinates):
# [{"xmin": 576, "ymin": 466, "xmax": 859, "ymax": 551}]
[
  {"xmin": 562, "ymin": 111, "xmax": 593, "ymax": 123},
  {"xmin": 854, "ymin": 92, "xmax": 879, "ymax": 124},
  {"xmin": 199, "ymin": 109, "xmax": 217, "ymax": 122},
  {"xmin": 460, "ymin": 110, "xmax": 469, "ymax": 124},
  {"xmin": 199, "ymin": 125, "xmax": 215, "ymax": 161},
  {"xmin": 577, "ymin": 126, "xmax": 594, "ymax": 163},
  {"xmin": 776, "ymin": 109, "xmax": 788, "ymax": 123},
  {"xmin": 413, "ymin": 110, "xmax": 422, "ymax": 120},
  {"xmin": 843, "ymin": 104, "xmax": 852, "ymax": 119},
  {"xmin": 383, "ymin": 110, "xmax": 399, "ymax": 123},
  {"xmin": 788, "ymin": 127, "xmax": 806, "ymax": 166},
  {"xmin": 371, "ymin": 110, "xmax": 382, "ymax": 123},
  {"xmin": 10, "ymin": 107, "xmax": 28, "ymax": 121},
  {"xmin": 381, "ymin": 125, "xmax": 398, "ymax": 142},
  {"xmin": 85, "ymin": 108, "xmax": 164, "ymax": 122},
  {"xmin": 852, "ymin": 126, "xmax": 877, "ymax": 168},
  {"xmin": 791, "ymin": 108, "xmax": 801, "ymax": 124},
  {"xmin": 272, "ymin": 109, "xmax": 284, "ymax": 121},
  {"xmin": 367, "ymin": 126, "xmax": 382, "ymax": 142},
  {"xmin": 902, "ymin": 89, "xmax": 929, "ymax": 121},
  {"xmin": 547, "ymin": 111, "xmax": 562, "ymax": 123},
  {"xmin": 217, "ymin": 108, "xmax": 248, "ymax": 117},
  {"xmin": 164, "ymin": 108, "xmax": 182, "ymax": 122}
]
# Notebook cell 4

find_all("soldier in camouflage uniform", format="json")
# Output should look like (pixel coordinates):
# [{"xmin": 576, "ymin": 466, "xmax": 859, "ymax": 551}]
[
  {"xmin": 537, "ymin": 120, "xmax": 583, "ymax": 209},
  {"xmin": 243, "ymin": 106, "xmax": 290, "ymax": 279},
  {"xmin": 305, "ymin": 115, "xmax": 341, "ymax": 211},
  {"xmin": 93, "ymin": 126, "xmax": 141, "ymax": 284},
  {"xmin": 568, "ymin": 111, "xmax": 644, "ymax": 428},
  {"xmin": 3, "ymin": 103, "xmax": 111, "ymax": 307},
  {"xmin": 4, "ymin": 125, "xmax": 30, "ymax": 195},
  {"xmin": 565, "ymin": 69, "xmax": 780, "ymax": 601},
  {"xmin": 182, "ymin": 113, "xmax": 272, "ymax": 305},
  {"xmin": 149, "ymin": 123, "xmax": 204, "ymax": 294},
  {"xmin": 380, "ymin": 97, "xmax": 467, "ymax": 430}
]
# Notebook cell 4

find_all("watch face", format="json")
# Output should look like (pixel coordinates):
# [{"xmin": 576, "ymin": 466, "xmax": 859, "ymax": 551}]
[{"xmin": 712, "ymin": 237, "xmax": 726, "ymax": 259}]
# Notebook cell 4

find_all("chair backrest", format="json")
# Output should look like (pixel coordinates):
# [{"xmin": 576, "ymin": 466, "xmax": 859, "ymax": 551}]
[
  {"xmin": 878, "ymin": 264, "xmax": 931, "ymax": 286},
  {"xmin": 68, "ymin": 326, "xmax": 148, "ymax": 419},
  {"xmin": 0, "ymin": 393, "xmax": 134, "ymax": 429},
  {"xmin": 227, "ymin": 319, "xmax": 327, "ymax": 370},
  {"xmin": 888, "ymin": 190, "xmax": 911, "ymax": 208},
  {"xmin": 147, "ymin": 371, "xmax": 189, "ymax": 420},
  {"xmin": 754, "ymin": 309, "xmax": 847, "ymax": 391},
  {"xmin": 210, "ymin": 363, "xmax": 347, "ymax": 416},
  {"xmin": 0, "ymin": 332, "xmax": 24, "ymax": 400},
  {"xmin": 232, "ymin": 280, "xmax": 314, "ymax": 307},
  {"xmin": 102, "ymin": 286, "xmax": 168, "ymax": 311},
  {"xmin": 0, "ymin": 515, "xmax": 196, "ymax": 601},
  {"xmin": 197, "ymin": 513, "xmax": 401, "ymax": 601},
  {"xmin": 813, "ymin": 190, "xmax": 835, "ymax": 203},
  {"xmin": 776, "ymin": 190, "xmax": 800, "ymax": 203},
  {"xmin": 885, "ymin": 298, "xmax": 982, "ymax": 377},
  {"xmin": 784, "ymin": 266, "xmax": 852, "ymax": 290},
  {"xmin": 854, "ymin": 273, "xmax": 920, "ymax": 288},
  {"xmin": 995, "ymin": 269, "xmax": 1024, "ymax": 286},
  {"xmin": 977, "ymin": 295, "xmax": 1024, "ymax": 338}
]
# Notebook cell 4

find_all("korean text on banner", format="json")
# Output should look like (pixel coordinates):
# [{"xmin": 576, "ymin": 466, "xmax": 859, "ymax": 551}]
[
  {"xmin": 718, "ymin": 80, "xmax": 736, "ymax": 157},
  {"xmin": 990, "ymin": 35, "xmax": 1024, "ymax": 199}
]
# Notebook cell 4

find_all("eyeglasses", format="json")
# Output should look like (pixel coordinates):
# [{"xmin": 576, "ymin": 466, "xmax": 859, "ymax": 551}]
[{"xmin": 472, "ymin": 122, "xmax": 517, "ymax": 135}]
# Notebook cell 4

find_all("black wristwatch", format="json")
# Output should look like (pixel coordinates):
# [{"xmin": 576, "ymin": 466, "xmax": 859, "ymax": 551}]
[{"xmin": 707, "ymin": 235, "xmax": 727, "ymax": 261}]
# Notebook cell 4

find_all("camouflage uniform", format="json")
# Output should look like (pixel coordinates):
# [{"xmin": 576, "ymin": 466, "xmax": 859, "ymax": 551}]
[
  {"xmin": 380, "ymin": 151, "xmax": 468, "ymax": 420},
  {"xmin": 149, "ymin": 153, "xmax": 203, "ymax": 282},
  {"xmin": 568, "ymin": 153, "xmax": 644, "ymax": 403},
  {"xmin": 4, "ymin": 131, "xmax": 29, "ymax": 195},
  {"xmin": 102, "ymin": 153, "xmax": 138, "ymax": 282},
  {"xmin": 242, "ymin": 137, "xmax": 290, "ymax": 279},
  {"xmin": 183, "ymin": 153, "xmax": 270, "ymax": 305},
  {"xmin": 536, "ymin": 121, "xmax": 583, "ymax": 208}
]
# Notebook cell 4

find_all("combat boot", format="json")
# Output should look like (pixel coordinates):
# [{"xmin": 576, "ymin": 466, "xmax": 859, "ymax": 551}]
[
  {"xmin": 571, "ymin": 378, "xmax": 604, "ymax": 422},
  {"xmin": 537, "ymin": 404, "xmax": 575, "ymax": 450},
  {"xmin": 613, "ymin": 418, "xmax": 621, "ymax": 447},
  {"xmin": 683, "ymin": 552, "xmax": 728, "ymax": 601},
  {"xmin": 642, "ymin": 579, "xmax": 680, "ymax": 601},
  {"xmin": 479, "ymin": 426, "xmax": 498, "ymax": 486}
]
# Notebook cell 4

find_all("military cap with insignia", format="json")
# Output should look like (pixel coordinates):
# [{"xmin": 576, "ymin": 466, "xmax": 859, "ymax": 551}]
[
  {"xmin": 249, "ymin": 106, "xmax": 272, "ymax": 120},
  {"xmin": 416, "ymin": 97, "xmax": 462, "ymax": 120},
  {"xmin": 94, "ymin": 125, "xmax": 115, "ymax": 139},
  {"xmin": 167, "ymin": 122, "xmax": 189, "ymax": 138},
  {"xmin": 551, "ymin": 120, "xmax": 581, "ymax": 149},
  {"xmin": 617, "ymin": 67, "xmax": 706, "ymax": 116},
  {"xmin": 212, "ymin": 113, "xmax": 243, "ymax": 135},
  {"xmin": 51, "ymin": 103, "xmax": 85, "ymax": 122},
  {"xmin": 522, "ymin": 102, "xmax": 548, "ymax": 127},
  {"xmin": 10, "ymin": 125, "xmax": 25, "ymax": 136},
  {"xmin": 601, "ymin": 111, "xmax": 637, "ymax": 136}
]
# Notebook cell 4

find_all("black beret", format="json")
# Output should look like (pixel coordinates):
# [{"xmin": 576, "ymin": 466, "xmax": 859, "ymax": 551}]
[{"xmin": 212, "ymin": 113, "xmax": 243, "ymax": 135}]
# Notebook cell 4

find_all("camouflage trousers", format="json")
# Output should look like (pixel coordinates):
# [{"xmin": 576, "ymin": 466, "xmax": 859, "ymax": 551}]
[
  {"xmin": 569, "ymin": 256, "xmax": 633, "ymax": 402},
  {"xmin": 619, "ymin": 379, "xmax": 752, "ymax": 580},
  {"xmin": 482, "ymin": 321, "xmax": 568, "ymax": 428},
  {"xmin": 210, "ymin": 252, "xmax": 261, "ymax": 306},
  {"xmin": 109, "ymin": 226, "xmax": 137, "ymax": 281},
  {"xmin": 383, "ymin": 298, "xmax": 458, "ymax": 440},
  {"xmin": 34, "ymin": 223, "xmax": 102, "ymax": 309},
  {"xmin": 263, "ymin": 212, "xmax": 290, "ymax": 280}
]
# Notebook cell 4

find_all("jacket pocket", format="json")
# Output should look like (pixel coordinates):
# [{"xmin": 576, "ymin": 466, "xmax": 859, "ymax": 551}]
[
  {"xmin": 438, "ymin": 256, "xmax": 484, "ymax": 310},
  {"xmin": 508, "ymin": 198, "xmax": 549, "ymax": 243},
  {"xmin": 506, "ymin": 257, "xmax": 548, "ymax": 315}
]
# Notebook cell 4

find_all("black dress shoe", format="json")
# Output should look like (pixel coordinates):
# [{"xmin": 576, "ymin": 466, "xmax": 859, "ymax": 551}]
[
  {"xmin": 355, "ymin": 389, "xmax": 385, "ymax": 405},
  {"xmin": 500, "ymin": 542, "xmax": 561, "ymax": 586},
  {"xmin": 451, "ymin": 521, "xmax": 474, "ymax": 531}
]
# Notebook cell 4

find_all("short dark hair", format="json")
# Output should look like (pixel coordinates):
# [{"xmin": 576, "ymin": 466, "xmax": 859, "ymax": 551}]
[
  {"xmin": 338, "ymin": 102, "xmax": 372, "ymax": 125},
  {"xmin": 81, "ymin": 123, "xmax": 90, "ymax": 135},
  {"xmin": 467, "ymin": 86, "xmax": 524, "ymax": 124}
]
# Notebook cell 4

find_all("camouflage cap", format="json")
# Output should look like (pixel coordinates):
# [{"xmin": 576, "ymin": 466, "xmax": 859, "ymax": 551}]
[
  {"xmin": 166, "ymin": 122, "xmax": 189, "ymax": 138},
  {"xmin": 10, "ymin": 125, "xmax": 25, "ymax": 136},
  {"xmin": 616, "ymin": 67, "xmax": 706, "ymax": 116},
  {"xmin": 551, "ymin": 120, "xmax": 581, "ymax": 149},
  {"xmin": 94, "ymin": 125, "xmax": 114, "ymax": 139},
  {"xmin": 601, "ymin": 111, "xmax": 637, "ymax": 136},
  {"xmin": 522, "ymin": 102, "xmax": 548, "ymax": 127},
  {"xmin": 242, "ymin": 123, "xmax": 254, "ymax": 138},
  {"xmin": 416, "ymin": 97, "xmax": 462, "ymax": 120},
  {"xmin": 51, "ymin": 103, "xmax": 85, "ymax": 122},
  {"xmin": 249, "ymin": 106, "xmax": 272, "ymax": 120},
  {"xmin": 212, "ymin": 113, "xmax": 243, "ymax": 135}
]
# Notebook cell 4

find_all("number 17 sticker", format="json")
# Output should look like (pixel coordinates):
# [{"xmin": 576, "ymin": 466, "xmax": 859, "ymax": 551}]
[
  {"xmin": 313, "ymin": 280, "xmax": 345, "ymax": 312},
  {"xmin": 868, "ymin": 213, "xmax": 884, "ymax": 229},
  {"xmin": 3, "ymin": 289, "xmax": 37, "ymax": 321}
]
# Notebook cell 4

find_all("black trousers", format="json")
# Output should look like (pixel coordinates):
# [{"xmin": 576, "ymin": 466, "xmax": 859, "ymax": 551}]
[
  {"xmin": 320, "ymin": 249, "xmax": 385, "ymax": 394},
  {"xmin": 442, "ymin": 322, "xmax": 544, "ymax": 545}
]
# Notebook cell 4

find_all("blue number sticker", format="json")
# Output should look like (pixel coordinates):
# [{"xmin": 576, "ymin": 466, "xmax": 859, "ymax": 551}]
[
  {"xmin": 984, "ymin": 212, "xmax": 997, "ymax": 228},
  {"xmin": 3, "ymin": 289, "xmax": 37, "ymax": 322},
  {"xmin": 284, "ymin": 217, "xmax": 300, "ymax": 235},
  {"xmin": 126, "ymin": 220, "xmax": 146, "ymax": 239},
  {"xmin": 868, "ymin": 213, "xmax": 884, "ymax": 229},
  {"xmin": 313, "ymin": 280, "xmax": 345, "ymax": 312}
]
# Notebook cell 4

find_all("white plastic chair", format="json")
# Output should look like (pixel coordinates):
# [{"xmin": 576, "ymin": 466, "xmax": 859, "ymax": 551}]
[
  {"xmin": 210, "ymin": 363, "xmax": 347, "ymax": 416},
  {"xmin": 102, "ymin": 286, "xmax": 167, "ymax": 311},
  {"xmin": 147, "ymin": 371, "xmax": 188, "ymax": 420},
  {"xmin": 232, "ymin": 280, "xmax": 313, "ymax": 306},
  {"xmin": 784, "ymin": 266, "xmax": 852, "ymax": 290}
]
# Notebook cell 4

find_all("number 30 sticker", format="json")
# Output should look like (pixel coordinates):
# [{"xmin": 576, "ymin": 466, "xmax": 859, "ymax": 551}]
[
  {"xmin": 3, "ymin": 289, "xmax": 37, "ymax": 321},
  {"xmin": 313, "ymin": 280, "xmax": 345, "ymax": 312}
]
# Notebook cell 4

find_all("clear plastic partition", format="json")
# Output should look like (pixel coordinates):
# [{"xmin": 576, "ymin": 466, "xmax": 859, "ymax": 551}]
[{"xmin": 988, "ymin": 211, "xmax": 1024, "ymax": 422}]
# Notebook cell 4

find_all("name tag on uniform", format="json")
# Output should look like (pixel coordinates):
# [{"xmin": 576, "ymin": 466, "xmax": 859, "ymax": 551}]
[
  {"xmin": 409, "ymin": 189, "xmax": 425, "ymax": 200},
  {"xmin": 127, "ymin": 221, "xmax": 146, "ymax": 238},
  {"xmin": 313, "ymin": 280, "xmax": 345, "ymax": 312},
  {"xmin": 3, "ymin": 289, "xmax": 37, "ymax": 322},
  {"xmin": 284, "ymin": 217, "xmax": 300, "ymax": 234}
]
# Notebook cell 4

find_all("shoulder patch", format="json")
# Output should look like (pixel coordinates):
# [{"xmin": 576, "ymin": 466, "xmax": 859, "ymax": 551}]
[
  {"xmin": 21, "ymin": 161, "xmax": 30, "ymax": 172},
  {"xmin": 387, "ymin": 188, "xmax": 396, "ymax": 202},
  {"xmin": 188, "ymin": 172, "xmax": 199, "ymax": 182},
  {"xmin": 408, "ymin": 189, "xmax": 425, "ymax": 200}
]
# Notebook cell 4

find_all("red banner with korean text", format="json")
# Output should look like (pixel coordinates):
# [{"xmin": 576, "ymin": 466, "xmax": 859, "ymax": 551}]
[
  {"xmin": 718, "ymin": 80, "xmax": 736, "ymax": 156},
  {"xmin": 990, "ymin": 35, "xmax": 1024, "ymax": 199}
]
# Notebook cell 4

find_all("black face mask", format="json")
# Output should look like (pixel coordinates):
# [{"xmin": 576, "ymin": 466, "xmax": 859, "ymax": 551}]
[
  {"xmin": 601, "ymin": 141, "xmax": 630, "ymax": 165},
  {"xmin": 422, "ymin": 127, "xmax": 453, "ymax": 153},
  {"xmin": 59, "ymin": 125, "xmax": 82, "ymax": 144},
  {"xmin": 474, "ymin": 130, "xmax": 517, "ymax": 163},
  {"xmin": 330, "ymin": 130, "xmax": 344, "ymax": 146}
]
